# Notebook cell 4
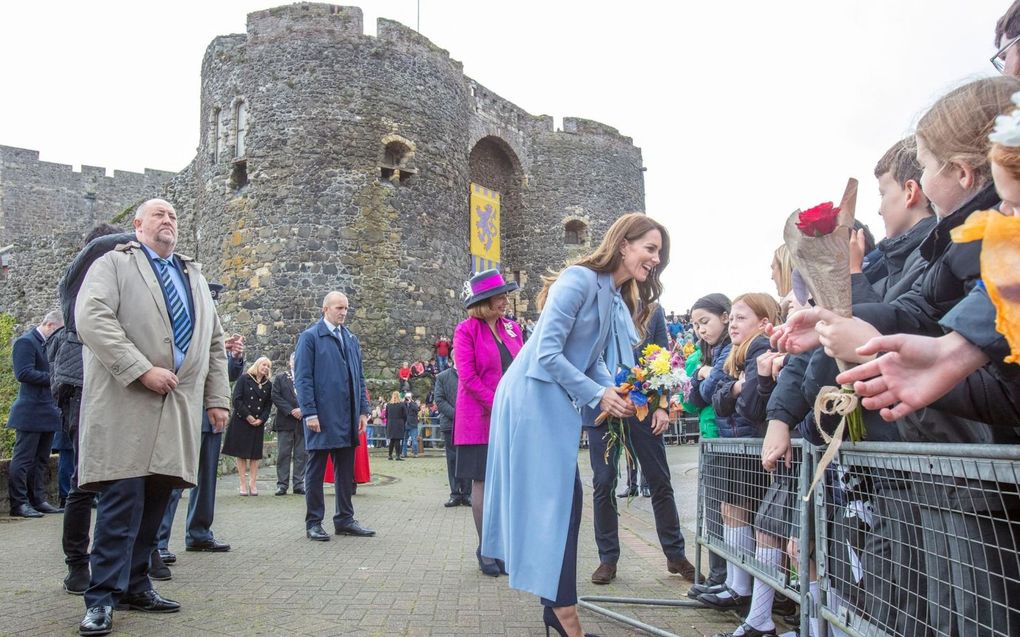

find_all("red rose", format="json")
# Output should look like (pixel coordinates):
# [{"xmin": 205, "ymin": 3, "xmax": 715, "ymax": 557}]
[{"xmin": 797, "ymin": 202, "xmax": 841, "ymax": 237}]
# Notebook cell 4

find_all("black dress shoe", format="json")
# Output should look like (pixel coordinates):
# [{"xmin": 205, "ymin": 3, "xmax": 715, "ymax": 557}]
[
  {"xmin": 158, "ymin": 549, "xmax": 176, "ymax": 564},
  {"xmin": 711, "ymin": 623, "xmax": 779, "ymax": 637},
  {"xmin": 293, "ymin": 487, "xmax": 305, "ymax": 495},
  {"xmin": 64, "ymin": 563, "xmax": 91, "ymax": 595},
  {"xmin": 641, "ymin": 485, "xmax": 652, "ymax": 498},
  {"xmin": 275, "ymin": 487, "xmax": 287, "ymax": 496},
  {"xmin": 698, "ymin": 587, "xmax": 751, "ymax": 612},
  {"xmin": 35, "ymin": 501, "xmax": 64, "ymax": 514},
  {"xmin": 116, "ymin": 589, "xmax": 181, "ymax": 613},
  {"xmin": 185, "ymin": 538, "xmax": 231, "ymax": 552},
  {"xmin": 444, "ymin": 496, "xmax": 461, "ymax": 507},
  {"xmin": 10, "ymin": 503, "xmax": 43, "ymax": 518},
  {"xmin": 461, "ymin": 496, "xmax": 472, "ymax": 506},
  {"xmin": 687, "ymin": 581, "xmax": 726, "ymax": 599},
  {"xmin": 307, "ymin": 524, "xmax": 331, "ymax": 541},
  {"xmin": 79, "ymin": 605, "xmax": 113, "ymax": 635},
  {"xmin": 149, "ymin": 550, "xmax": 172, "ymax": 581},
  {"xmin": 335, "ymin": 521, "xmax": 376, "ymax": 536}
]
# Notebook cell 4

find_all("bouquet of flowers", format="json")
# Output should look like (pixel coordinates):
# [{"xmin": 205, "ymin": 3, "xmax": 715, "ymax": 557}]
[
  {"xmin": 783, "ymin": 178, "xmax": 865, "ymax": 499},
  {"xmin": 595, "ymin": 343, "xmax": 689, "ymax": 490}
]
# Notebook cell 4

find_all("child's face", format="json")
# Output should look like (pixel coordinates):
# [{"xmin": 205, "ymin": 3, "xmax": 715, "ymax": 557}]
[
  {"xmin": 916, "ymin": 137, "xmax": 972, "ymax": 219},
  {"xmin": 691, "ymin": 308, "xmax": 728, "ymax": 347},
  {"xmin": 727, "ymin": 300, "xmax": 765, "ymax": 346},
  {"xmin": 877, "ymin": 172, "xmax": 916, "ymax": 238},
  {"xmin": 992, "ymin": 160, "xmax": 1020, "ymax": 216}
]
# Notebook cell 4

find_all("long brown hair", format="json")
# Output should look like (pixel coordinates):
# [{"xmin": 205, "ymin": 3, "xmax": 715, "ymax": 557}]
[
  {"xmin": 535, "ymin": 213, "xmax": 670, "ymax": 337},
  {"xmin": 723, "ymin": 293, "xmax": 781, "ymax": 378}
]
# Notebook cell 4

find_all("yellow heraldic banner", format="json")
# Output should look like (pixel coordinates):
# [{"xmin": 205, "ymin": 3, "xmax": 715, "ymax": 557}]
[{"xmin": 470, "ymin": 183, "xmax": 501, "ymax": 273}]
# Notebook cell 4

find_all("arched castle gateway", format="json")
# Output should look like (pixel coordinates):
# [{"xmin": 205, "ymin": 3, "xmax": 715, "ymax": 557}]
[{"xmin": 0, "ymin": 3, "xmax": 645, "ymax": 387}]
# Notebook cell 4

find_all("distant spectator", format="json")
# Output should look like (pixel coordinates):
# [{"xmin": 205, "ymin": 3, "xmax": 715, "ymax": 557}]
[
  {"xmin": 434, "ymin": 335, "xmax": 452, "ymax": 371},
  {"xmin": 398, "ymin": 361, "xmax": 412, "ymax": 392}
]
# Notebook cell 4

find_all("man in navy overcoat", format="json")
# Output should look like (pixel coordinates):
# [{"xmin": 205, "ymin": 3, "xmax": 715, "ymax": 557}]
[
  {"xmin": 7, "ymin": 310, "xmax": 65, "ymax": 518},
  {"xmin": 294, "ymin": 291, "xmax": 374, "ymax": 541}
]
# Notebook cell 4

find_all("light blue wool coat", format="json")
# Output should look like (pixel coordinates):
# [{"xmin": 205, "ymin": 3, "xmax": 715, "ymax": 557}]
[{"xmin": 482, "ymin": 265, "xmax": 617, "ymax": 601}]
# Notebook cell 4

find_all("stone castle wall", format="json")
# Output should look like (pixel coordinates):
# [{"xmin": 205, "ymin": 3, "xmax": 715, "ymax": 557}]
[{"xmin": 0, "ymin": 3, "xmax": 645, "ymax": 394}]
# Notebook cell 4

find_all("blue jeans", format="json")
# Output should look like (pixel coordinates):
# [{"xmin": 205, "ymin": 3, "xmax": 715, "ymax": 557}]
[{"xmin": 402, "ymin": 426, "xmax": 419, "ymax": 457}]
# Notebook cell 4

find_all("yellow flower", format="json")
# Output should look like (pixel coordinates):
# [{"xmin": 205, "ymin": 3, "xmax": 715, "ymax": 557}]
[
  {"xmin": 642, "ymin": 344, "xmax": 662, "ymax": 359},
  {"xmin": 650, "ymin": 356, "xmax": 671, "ymax": 375}
]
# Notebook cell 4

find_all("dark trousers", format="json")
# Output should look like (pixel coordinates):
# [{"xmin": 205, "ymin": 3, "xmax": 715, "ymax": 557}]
[
  {"xmin": 157, "ymin": 489, "xmax": 183, "ymax": 550},
  {"xmin": 57, "ymin": 448, "xmax": 74, "ymax": 500},
  {"xmin": 7, "ymin": 430, "xmax": 55, "ymax": 508},
  {"xmin": 305, "ymin": 447, "xmax": 355, "ymax": 530},
  {"xmin": 541, "ymin": 470, "xmax": 582, "ymax": 608},
  {"xmin": 85, "ymin": 476, "xmax": 174, "ymax": 608},
  {"xmin": 442, "ymin": 430, "xmax": 471, "ymax": 498},
  {"xmin": 63, "ymin": 389, "xmax": 94, "ymax": 567},
  {"xmin": 185, "ymin": 430, "xmax": 222, "ymax": 545},
  {"xmin": 276, "ymin": 428, "xmax": 307, "ymax": 491},
  {"xmin": 588, "ymin": 416, "xmax": 686, "ymax": 565}
]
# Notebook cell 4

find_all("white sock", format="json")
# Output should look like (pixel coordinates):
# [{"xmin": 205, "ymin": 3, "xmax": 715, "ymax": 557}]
[
  {"xmin": 808, "ymin": 580, "xmax": 821, "ymax": 637},
  {"xmin": 730, "ymin": 526, "xmax": 754, "ymax": 595},
  {"xmin": 719, "ymin": 526, "xmax": 741, "ymax": 599},
  {"xmin": 742, "ymin": 548, "xmax": 782, "ymax": 631},
  {"xmin": 826, "ymin": 588, "xmax": 850, "ymax": 637}
]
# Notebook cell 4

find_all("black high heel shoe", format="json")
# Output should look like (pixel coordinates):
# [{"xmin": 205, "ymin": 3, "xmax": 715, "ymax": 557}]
[
  {"xmin": 477, "ymin": 547, "xmax": 500, "ymax": 577},
  {"xmin": 543, "ymin": 606, "xmax": 601, "ymax": 637}
]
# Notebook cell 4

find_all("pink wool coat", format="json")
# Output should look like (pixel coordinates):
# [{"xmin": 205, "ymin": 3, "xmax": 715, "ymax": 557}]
[{"xmin": 453, "ymin": 316, "xmax": 524, "ymax": 445}]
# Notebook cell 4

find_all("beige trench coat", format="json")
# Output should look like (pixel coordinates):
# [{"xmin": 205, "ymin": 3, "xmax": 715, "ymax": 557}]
[{"xmin": 76, "ymin": 241, "xmax": 230, "ymax": 490}]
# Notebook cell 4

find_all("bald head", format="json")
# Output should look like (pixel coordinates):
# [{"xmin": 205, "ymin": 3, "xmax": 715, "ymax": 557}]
[
  {"xmin": 132, "ymin": 198, "xmax": 178, "ymax": 257},
  {"xmin": 322, "ymin": 291, "xmax": 349, "ymax": 326}
]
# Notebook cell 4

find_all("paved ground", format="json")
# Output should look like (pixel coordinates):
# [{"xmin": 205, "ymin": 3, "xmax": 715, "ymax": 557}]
[{"xmin": 0, "ymin": 444, "xmax": 748, "ymax": 636}]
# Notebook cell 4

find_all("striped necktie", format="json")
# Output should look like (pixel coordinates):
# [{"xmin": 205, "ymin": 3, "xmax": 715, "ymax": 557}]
[{"xmin": 156, "ymin": 257, "xmax": 193, "ymax": 354}]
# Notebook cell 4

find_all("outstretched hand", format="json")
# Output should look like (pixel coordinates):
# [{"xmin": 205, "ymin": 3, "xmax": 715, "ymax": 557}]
[
  {"xmin": 835, "ymin": 332, "xmax": 989, "ymax": 421},
  {"xmin": 768, "ymin": 307, "xmax": 824, "ymax": 354}
]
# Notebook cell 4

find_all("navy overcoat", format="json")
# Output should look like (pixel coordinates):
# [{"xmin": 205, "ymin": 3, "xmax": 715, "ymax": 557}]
[
  {"xmin": 294, "ymin": 319, "xmax": 370, "ymax": 451},
  {"xmin": 8, "ymin": 328, "xmax": 62, "ymax": 432}
]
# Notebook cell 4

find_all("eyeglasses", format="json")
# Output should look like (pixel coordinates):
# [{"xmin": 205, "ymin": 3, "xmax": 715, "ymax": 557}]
[{"xmin": 991, "ymin": 33, "xmax": 1020, "ymax": 74}]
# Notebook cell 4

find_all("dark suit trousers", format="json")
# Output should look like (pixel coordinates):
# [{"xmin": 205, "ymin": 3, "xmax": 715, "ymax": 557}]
[
  {"xmin": 442, "ymin": 430, "xmax": 470, "ymax": 497},
  {"xmin": 7, "ymin": 430, "xmax": 55, "ymax": 508},
  {"xmin": 186, "ymin": 430, "xmax": 223, "ymax": 545},
  {"xmin": 541, "ymin": 469, "xmax": 582, "ymax": 608},
  {"xmin": 588, "ymin": 417, "xmax": 687, "ymax": 565},
  {"xmin": 276, "ymin": 428, "xmax": 307, "ymax": 491},
  {"xmin": 305, "ymin": 447, "xmax": 354, "ymax": 530},
  {"xmin": 85, "ymin": 476, "xmax": 173, "ymax": 608},
  {"xmin": 157, "ymin": 489, "xmax": 183, "ymax": 549},
  {"xmin": 63, "ymin": 388, "xmax": 94, "ymax": 567}
]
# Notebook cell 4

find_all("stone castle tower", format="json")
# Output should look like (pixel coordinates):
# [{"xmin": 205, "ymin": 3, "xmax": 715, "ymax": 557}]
[{"xmin": 1, "ymin": 3, "xmax": 645, "ymax": 386}]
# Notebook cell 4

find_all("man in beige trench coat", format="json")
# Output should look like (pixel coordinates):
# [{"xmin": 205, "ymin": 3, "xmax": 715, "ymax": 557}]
[{"xmin": 75, "ymin": 199, "xmax": 230, "ymax": 636}]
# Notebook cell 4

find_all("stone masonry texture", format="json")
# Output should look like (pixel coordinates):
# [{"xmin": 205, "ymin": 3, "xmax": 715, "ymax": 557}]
[{"xmin": 0, "ymin": 3, "xmax": 645, "ymax": 395}]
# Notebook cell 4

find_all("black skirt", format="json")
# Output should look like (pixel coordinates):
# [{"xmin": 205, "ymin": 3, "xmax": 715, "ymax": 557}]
[
  {"xmin": 221, "ymin": 418, "xmax": 266, "ymax": 460},
  {"xmin": 455, "ymin": 444, "xmax": 488, "ymax": 481}
]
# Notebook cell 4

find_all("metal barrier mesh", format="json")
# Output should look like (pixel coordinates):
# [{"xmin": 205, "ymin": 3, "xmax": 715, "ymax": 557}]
[{"xmin": 819, "ymin": 444, "xmax": 1020, "ymax": 637}]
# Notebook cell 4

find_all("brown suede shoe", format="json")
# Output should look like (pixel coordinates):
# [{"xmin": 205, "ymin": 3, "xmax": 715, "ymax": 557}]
[
  {"xmin": 667, "ymin": 557, "xmax": 696, "ymax": 582},
  {"xmin": 591, "ymin": 562, "xmax": 617, "ymax": 585}
]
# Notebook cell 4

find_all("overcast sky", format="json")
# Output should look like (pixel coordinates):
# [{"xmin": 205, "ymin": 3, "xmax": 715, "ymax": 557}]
[{"xmin": 0, "ymin": 1, "xmax": 1008, "ymax": 311}]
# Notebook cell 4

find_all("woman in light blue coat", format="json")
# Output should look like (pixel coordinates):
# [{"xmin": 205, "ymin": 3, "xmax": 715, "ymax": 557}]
[{"xmin": 483, "ymin": 213, "xmax": 671, "ymax": 637}]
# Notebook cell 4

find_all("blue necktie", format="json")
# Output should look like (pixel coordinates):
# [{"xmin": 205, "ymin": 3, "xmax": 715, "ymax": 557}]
[
  {"xmin": 156, "ymin": 258, "xmax": 192, "ymax": 354},
  {"xmin": 333, "ymin": 327, "xmax": 346, "ymax": 357}
]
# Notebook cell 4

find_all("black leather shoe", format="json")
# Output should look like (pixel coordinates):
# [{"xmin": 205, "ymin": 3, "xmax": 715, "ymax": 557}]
[
  {"xmin": 641, "ymin": 485, "xmax": 652, "ymax": 498},
  {"xmin": 149, "ymin": 550, "xmax": 172, "ymax": 581},
  {"xmin": 64, "ymin": 563, "xmax": 90, "ymax": 595},
  {"xmin": 335, "ymin": 521, "xmax": 376, "ymax": 537},
  {"xmin": 711, "ymin": 623, "xmax": 779, "ymax": 637},
  {"xmin": 158, "ymin": 549, "xmax": 176, "ymax": 564},
  {"xmin": 307, "ymin": 524, "xmax": 331, "ymax": 541},
  {"xmin": 185, "ymin": 539, "xmax": 231, "ymax": 552},
  {"xmin": 35, "ymin": 501, "xmax": 64, "ymax": 514},
  {"xmin": 687, "ymin": 581, "xmax": 726, "ymax": 600},
  {"xmin": 293, "ymin": 487, "xmax": 305, "ymax": 495},
  {"xmin": 772, "ymin": 594, "xmax": 798, "ymax": 620},
  {"xmin": 10, "ymin": 503, "xmax": 43, "ymax": 518},
  {"xmin": 698, "ymin": 587, "xmax": 751, "ymax": 612},
  {"xmin": 461, "ymin": 496, "xmax": 472, "ymax": 506},
  {"xmin": 275, "ymin": 487, "xmax": 287, "ymax": 496},
  {"xmin": 444, "ymin": 497, "xmax": 461, "ymax": 507},
  {"xmin": 79, "ymin": 605, "xmax": 113, "ymax": 635},
  {"xmin": 116, "ymin": 589, "xmax": 180, "ymax": 613}
]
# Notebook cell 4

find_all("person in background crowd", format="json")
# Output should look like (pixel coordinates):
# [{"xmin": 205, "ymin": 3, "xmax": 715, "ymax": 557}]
[
  {"xmin": 272, "ymin": 353, "xmax": 306, "ymax": 497},
  {"xmin": 425, "ymin": 358, "xmax": 439, "ymax": 378},
  {"xmin": 75, "ymin": 198, "xmax": 230, "ymax": 635},
  {"xmin": 435, "ymin": 356, "xmax": 471, "ymax": 507},
  {"xmin": 221, "ymin": 357, "xmax": 273, "ymax": 496},
  {"xmin": 434, "ymin": 334, "xmax": 452, "ymax": 371},
  {"xmin": 385, "ymin": 391, "xmax": 406, "ymax": 461},
  {"xmin": 398, "ymin": 361, "xmax": 412, "ymax": 392},
  {"xmin": 295, "ymin": 291, "xmax": 374, "ymax": 542},
  {"xmin": 7, "ymin": 309, "xmax": 65, "ymax": 519},
  {"xmin": 994, "ymin": 1, "xmax": 1020, "ymax": 77},
  {"xmin": 454, "ymin": 269, "xmax": 525, "ymax": 578},
  {"xmin": 402, "ymin": 393, "xmax": 421, "ymax": 458}
]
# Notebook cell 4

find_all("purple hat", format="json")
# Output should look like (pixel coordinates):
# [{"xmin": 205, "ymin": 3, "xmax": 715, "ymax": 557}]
[{"xmin": 463, "ymin": 269, "xmax": 519, "ymax": 309}]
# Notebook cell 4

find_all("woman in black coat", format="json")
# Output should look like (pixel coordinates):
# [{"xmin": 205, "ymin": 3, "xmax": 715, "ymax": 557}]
[
  {"xmin": 222, "ymin": 357, "xmax": 273, "ymax": 495},
  {"xmin": 385, "ymin": 391, "xmax": 407, "ymax": 461}
]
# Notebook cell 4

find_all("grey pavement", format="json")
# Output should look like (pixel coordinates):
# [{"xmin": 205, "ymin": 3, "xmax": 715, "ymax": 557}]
[{"xmin": 0, "ymin": 444, "xmax": 749, "ymax": 636}]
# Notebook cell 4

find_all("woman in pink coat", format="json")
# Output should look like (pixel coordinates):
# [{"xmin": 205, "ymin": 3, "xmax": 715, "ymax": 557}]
[{"xmin": 454, "ymin": 269, "xmax": 525, "ymax": 577}]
